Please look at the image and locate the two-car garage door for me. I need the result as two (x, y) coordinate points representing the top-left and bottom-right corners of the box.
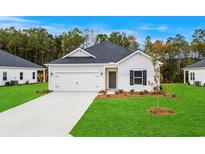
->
(54, 72), (99, 91)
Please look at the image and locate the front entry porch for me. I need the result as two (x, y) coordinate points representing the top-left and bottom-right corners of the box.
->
(105, 68), (117, 90)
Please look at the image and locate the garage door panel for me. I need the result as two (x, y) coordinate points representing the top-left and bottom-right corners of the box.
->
(55, 72), (99, 91)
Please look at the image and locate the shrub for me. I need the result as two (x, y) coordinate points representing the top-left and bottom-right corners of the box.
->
(139, 91), (144, 95)
(153, 86), (160, 93)
(160, 85), (163, 90)
(172, 94), (176, 98)
(118, 89), (124, 93)
(106, 94), (111, 97)
(130, 89), (135, 94)
(115, 91), (119, 95)
(152, 91), (159, 95)
(5, 81), (11, 86)
(99, 90), (107, 95)
(143, 90), (149, 94)
(160, 73), (164, 83)
(203, 84), (205, 88)
(158, 91), (163, 94)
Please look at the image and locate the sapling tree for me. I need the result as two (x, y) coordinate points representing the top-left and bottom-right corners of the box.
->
(151, 52), (161, 109)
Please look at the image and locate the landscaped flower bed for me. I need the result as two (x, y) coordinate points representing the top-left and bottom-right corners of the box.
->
(97, 90), (176, 99)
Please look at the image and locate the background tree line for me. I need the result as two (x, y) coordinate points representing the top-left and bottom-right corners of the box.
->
(0, 26), (205, 83)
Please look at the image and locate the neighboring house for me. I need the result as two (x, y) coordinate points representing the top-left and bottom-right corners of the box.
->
(46, 41), (162, 92)
(183, 59), (205, 86)
(0, 49), (46, 86)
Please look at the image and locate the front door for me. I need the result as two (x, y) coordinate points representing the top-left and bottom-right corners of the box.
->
(185, 71), (189, 83)
(109, 71), (116, 89)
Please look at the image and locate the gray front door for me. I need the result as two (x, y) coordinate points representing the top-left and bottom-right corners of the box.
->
(109, 72), (116, 89)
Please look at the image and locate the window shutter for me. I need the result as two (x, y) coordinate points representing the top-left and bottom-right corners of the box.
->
(143, 70), (147, 85)
(130, 70), (134, 85)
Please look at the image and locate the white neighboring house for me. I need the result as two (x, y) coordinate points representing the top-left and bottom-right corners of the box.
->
(46, 41), (162, 92)
(183, 59), (205, 86)
(0, 49), (46, 86)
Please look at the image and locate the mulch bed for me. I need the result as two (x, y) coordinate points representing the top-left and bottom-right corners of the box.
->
(36, 90), (51, 94)
(148, 107), (175, 116)
(97, 91), (175, 99)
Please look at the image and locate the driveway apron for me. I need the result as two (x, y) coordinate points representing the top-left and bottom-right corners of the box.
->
(0, 92), (97, 137)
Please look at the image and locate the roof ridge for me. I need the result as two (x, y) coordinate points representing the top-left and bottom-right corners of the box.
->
(84, 41), (133, 53)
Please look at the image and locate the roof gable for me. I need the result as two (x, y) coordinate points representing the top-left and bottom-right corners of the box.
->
(63, 48), (96, 58)
(0, 49), (44, 68)
(116, 50), (163, 65)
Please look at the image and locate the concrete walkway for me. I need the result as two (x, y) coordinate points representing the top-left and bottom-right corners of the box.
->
(0, 92), (97, 137)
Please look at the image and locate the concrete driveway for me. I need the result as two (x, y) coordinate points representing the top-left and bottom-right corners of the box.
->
(0, 92), (97, 137)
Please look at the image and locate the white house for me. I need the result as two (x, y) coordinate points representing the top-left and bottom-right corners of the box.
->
(183, 59), (205, 86)
(46, 41), (162, 92)
(0, 49), (46, 86)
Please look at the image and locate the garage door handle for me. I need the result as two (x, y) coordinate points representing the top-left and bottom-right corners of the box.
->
(76, 81), (78, 85)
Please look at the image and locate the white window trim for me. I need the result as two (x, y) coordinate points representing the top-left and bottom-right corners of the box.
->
(133, 70), (143, 85)
(3, 72), (7, 81)
(190, 72), (195, 81)
(20, 72), (23, 80)
(32, 72), (36, 79)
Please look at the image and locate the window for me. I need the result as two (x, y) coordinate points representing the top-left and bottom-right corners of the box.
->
(32, 72), (35, 79)
(190, 72), (195, 81)
(130, 70), (147, 86)
(193, 73), (195, 80)
(20, 72), (23, 80)
(134, 71), (143, 84)
(3, 72), (7, 81)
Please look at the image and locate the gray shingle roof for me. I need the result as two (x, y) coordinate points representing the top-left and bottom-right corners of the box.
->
(48, 41), (134, 64)
(185, 59), (205, 68)
(0, 49), (44, 68)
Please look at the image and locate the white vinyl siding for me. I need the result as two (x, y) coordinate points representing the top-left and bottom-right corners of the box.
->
(118, 52), (159, 92)
(48, 52), (160, 92)
(185, 69), (205, 85)
(0, 68), (38, 86)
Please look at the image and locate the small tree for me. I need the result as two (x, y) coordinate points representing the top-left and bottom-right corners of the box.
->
(151, 52), (161, 109)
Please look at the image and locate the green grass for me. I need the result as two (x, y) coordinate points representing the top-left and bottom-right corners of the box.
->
(0, 83), (48, 112)
(70, 84), (205, 137)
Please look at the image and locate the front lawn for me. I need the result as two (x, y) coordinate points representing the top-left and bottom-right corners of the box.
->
(0, 83), (48, 112)
(70, 84), (205, 137)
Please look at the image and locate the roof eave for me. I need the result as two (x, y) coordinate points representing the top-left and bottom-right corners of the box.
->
(182, 67), (205, 70)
